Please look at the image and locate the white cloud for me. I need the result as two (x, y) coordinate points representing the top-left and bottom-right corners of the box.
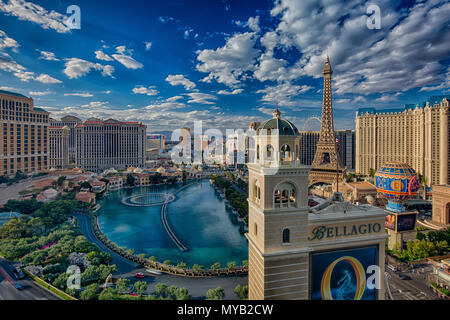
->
(165, 74), (196, 90)
(94, 50), (113, 61)
(132, 86), (159, 96)
(63, 58), (115, 79)
(35, 73), (62, 83)
(183, 28), (194, 40)
(144, 101), (186, 111)
(29, 90), (51, 96)
(267, 0), (450, 94)
(64, 92), (93, 97)
(257, 82), (313, 107)
(37, 50), (59, 61)
(196, 32), (260, 87)
(144, 41), (152, 51)
(0, 0), (70, 33)
(186, 92), (217, 105)
(258, 107), (275, 115)
(0, 86), (17, 91)
(217, 88), (243, 95)
(0, 30), (19, 51)
(375, 94), (400, 103)
(166, 95), (184, 102)
(158, 16), (174, 23)
(111, 45), (143, 69)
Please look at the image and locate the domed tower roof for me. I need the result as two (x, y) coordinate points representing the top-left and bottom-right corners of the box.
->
(257, 108), (299, 136)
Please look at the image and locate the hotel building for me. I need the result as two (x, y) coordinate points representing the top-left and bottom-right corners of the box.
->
(74, 118), (146, 172)
(50, 115), (82, 163)
(0, 90), (49, 175)
(49, 126), (70, 170)
(355, 95), (450, 186)
(299, 130), (355, 170)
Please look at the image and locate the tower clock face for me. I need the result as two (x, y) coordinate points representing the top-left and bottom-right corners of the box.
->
(310, 246), (378, 300)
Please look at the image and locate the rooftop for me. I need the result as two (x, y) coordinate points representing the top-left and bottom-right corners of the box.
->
(0, 89), (29, 98)
(257, 108), (299, 136)
(357, 95), (450, 116)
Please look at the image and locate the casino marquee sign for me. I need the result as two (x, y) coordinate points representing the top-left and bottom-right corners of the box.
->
(308, 222), (383, 241)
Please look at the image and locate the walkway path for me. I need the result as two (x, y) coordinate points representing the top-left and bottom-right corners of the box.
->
(159, 181), (199, 252)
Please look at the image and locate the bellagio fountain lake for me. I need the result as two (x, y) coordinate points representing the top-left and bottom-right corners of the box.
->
(97, 180), (248, 267)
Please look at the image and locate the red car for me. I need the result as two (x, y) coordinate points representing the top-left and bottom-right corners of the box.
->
(134, 272), (145, 279)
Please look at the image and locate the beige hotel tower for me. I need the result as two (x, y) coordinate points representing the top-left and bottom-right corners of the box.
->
(247, 58), (387, 300)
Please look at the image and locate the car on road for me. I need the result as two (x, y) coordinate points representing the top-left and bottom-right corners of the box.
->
(399, 274), (412, 280)
(13, 267), (25, 280)
(134, 272), (145, 279)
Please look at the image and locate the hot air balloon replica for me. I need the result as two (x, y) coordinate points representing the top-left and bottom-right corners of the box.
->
(374, 162), (421, 251)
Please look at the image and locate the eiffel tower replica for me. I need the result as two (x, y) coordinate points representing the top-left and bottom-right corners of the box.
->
(309, 56), (346, 187)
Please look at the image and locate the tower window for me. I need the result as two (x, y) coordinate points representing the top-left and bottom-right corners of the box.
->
(280, 144), (291, 162)
(254, 223), (258, 236)
(282, 228), (290, 244)
(266, 144), (274, 160)
(273, 182), (297, 208)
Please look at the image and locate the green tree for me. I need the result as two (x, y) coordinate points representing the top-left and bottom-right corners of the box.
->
(227, 261), (236, 269)
(175, 287), (191, 300)
(115, 278), (131, 293)
(80, 181), (92, 189)
(99, 288), (119, 300)
(242, 260), (248, 268)
(80, 283), (100, 300)
(210, 262), (221, 270)
(57, 176), (66, 186)
(126, 174), (136, 186)
(137, 253), (147, 260)
(176, 261), (187, 269)
(134, 281), (148, 296)
(163, 260), (171, 265)
(234, 284), (248, 300)
(155, 283), (168, 297)
(206, 287), (225, 300)
(192, 264), (203, 271)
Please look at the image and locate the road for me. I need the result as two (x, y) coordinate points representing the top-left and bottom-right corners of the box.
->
(0, 257), (59, 300)
(386, 268), (439, 300)
(75, 214), (248, 299)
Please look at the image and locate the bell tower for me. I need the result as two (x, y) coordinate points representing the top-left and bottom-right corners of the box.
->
(246, 109), (311, 300)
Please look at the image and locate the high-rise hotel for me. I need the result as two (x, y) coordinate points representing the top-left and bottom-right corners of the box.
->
(0, 89), (49, 176)
(49, 125), (70, 170)
(74, 118), (146, 172)
(355, 95), (449, 186)
(50, 115), (82, 163)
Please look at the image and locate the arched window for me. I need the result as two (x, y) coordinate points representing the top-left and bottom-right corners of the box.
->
(253, 180), (261, 203)
(254, 223), (258, 236)
(266, 144), (274, 160)
(296, 144), (299, 160)
(273, 182), (297, 208)
(282, 228), (290, 244)
(256, 144), (260, 160)
(280, 144), (291, 162)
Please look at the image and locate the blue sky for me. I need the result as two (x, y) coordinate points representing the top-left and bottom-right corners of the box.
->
(0, 0), (448, 132)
